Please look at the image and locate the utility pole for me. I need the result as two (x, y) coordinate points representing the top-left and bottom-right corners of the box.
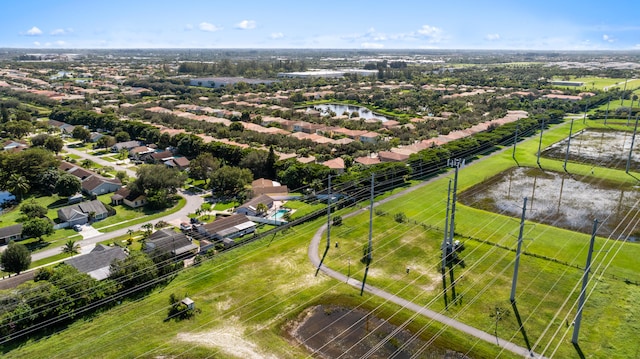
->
(441, 179), (452, 309)
(315, 175), (331, 276)
(621, 78), (628, 106)
(510, 197), (528, 304)
(563, 119), (574, 173)
(512, 123), (519, 164)
(536, 120), (545, 168)
(448, 159), (463, 303)
(360, 173), (374, 296)
(572, 219), (598, 346)
(583, 101), (589, 124)
(626, 114), (639, 174)
(604, 96), (611, 125)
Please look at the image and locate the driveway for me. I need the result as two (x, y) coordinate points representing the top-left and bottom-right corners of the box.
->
(78, 224), (103, 239)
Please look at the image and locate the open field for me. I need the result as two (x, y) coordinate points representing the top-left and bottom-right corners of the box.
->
(550, 76), (634, 91)
(4, 118), (640, 358)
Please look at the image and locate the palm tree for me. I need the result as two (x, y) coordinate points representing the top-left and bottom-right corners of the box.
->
(256, 203), (268, 216)
(6, 174), (30, 201)
(62, 240), (81, 255)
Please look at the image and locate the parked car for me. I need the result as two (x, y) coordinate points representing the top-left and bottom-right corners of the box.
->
(180, 222), (193, 231)
(73, 224), (83, 231)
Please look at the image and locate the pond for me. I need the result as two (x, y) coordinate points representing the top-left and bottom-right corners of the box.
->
(543, 129), (640, 170)
(459, 167), (640, 240)
(288, 305), (471, 358)
(308, 103), (391, 122)
(0, 191), (16, 207)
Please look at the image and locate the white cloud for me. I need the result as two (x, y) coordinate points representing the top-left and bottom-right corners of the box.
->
(485, 33), (500, 41)
(235, 20), (256, 30)
(361, 42), (384, 49)
(184, 24), (194, 31)
(25, 26), (42, 36)
(49, 29), (67, 36)
(33, 41), (41, 46)
(55, 40), (66, 46)
(417, 25), (442, 36)
(602, 34), (614, 42)
(270, 32), (284, 39)
(199, 22), (222, 32)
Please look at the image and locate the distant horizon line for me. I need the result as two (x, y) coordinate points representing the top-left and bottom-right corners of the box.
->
(2, 47), (640, 53)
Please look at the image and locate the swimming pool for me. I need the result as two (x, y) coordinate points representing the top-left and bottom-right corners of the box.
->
(269, 209), (289, 219)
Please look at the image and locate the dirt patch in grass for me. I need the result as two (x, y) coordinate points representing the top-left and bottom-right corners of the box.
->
(176, 324), (278, 359)
(288, 305), (472, 359)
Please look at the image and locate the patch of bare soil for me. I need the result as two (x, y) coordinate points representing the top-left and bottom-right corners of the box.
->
(288, 305), (472, 359)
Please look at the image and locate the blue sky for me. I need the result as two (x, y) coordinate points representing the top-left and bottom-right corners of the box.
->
(2, 0), (640, 50)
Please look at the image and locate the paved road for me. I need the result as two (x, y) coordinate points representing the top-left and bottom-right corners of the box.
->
(29, 144), (205, 261)
(63, 143), (137, 178)
(308, 164), (546, 358)
(32, 189), (204, 261)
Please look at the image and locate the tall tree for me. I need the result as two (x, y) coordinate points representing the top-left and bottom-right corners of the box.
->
(109, 251), (158, 289)
(72, 126), (91, 142)
(209, 165), (253, 196)
(55, 173), (82, 197)
(6, 173), (30, 201)
(44, 136), (64, 154)
(20, 200), (48, 219)
(0, 241), (31, 275)
(189, 153), (219, 183)
(22, 217), (54, 242)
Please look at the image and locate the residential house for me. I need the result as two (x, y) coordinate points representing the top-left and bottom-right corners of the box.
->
(378, 151), (409, 162)
(235, 194), (274, 217)
(48, 120), (75, 134)
(2, 140), (28, 152)
(111, 140), (143, 152)
(60, 162), (122, 196)
(354, 155), (381, 166)
(128, 145), (155, 159)
(65, 244), (127, 280)
(88, 132), (104, 143)
(110, 187), (147, 208)
(144, 150), (173, 164)
(0, 224), (23, 245)
(81, 175), (122, 196)
(143, 228), (198, 259)
(251, 178), (289, 198)
(197, 214), (256, 241)
(57, 199), (109, 226)
(322, 157), (345, 174)
(165, 157), (190, 170)
(359, 131), (380, 144)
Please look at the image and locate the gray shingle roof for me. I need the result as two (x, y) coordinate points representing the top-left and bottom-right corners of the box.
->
(65, 245), (127, 280)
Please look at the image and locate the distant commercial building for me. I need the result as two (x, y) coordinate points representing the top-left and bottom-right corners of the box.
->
(549, 81), (585, 87)
(277, 69), (378, 78)
(189, 77), (275, 88)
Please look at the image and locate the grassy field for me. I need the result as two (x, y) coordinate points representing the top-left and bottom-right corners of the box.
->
(4, 118), (640, 358)
(550, 76), (634, 91)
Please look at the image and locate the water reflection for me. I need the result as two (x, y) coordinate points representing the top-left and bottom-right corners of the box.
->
(309, 104), (390, 122)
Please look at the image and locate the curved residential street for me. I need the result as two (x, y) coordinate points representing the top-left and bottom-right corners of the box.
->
(29, 144), (205, 261)
(308, 164), (545, 358)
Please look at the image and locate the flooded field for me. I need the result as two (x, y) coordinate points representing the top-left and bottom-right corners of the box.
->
(459, 167), (640, 239)
(543, 129), (640, 170)
(289, 305), (471, 359)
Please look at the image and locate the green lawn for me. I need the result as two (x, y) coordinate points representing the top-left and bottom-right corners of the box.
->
(4, 118), (640, 358)
(551, 76), (634, 91)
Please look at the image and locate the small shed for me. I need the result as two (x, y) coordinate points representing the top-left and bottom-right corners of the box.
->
(181, 297), (195, 310)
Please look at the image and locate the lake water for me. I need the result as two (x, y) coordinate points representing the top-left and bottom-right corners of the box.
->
(308, 104), (390, 122)
(0, 191), (16, 206)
